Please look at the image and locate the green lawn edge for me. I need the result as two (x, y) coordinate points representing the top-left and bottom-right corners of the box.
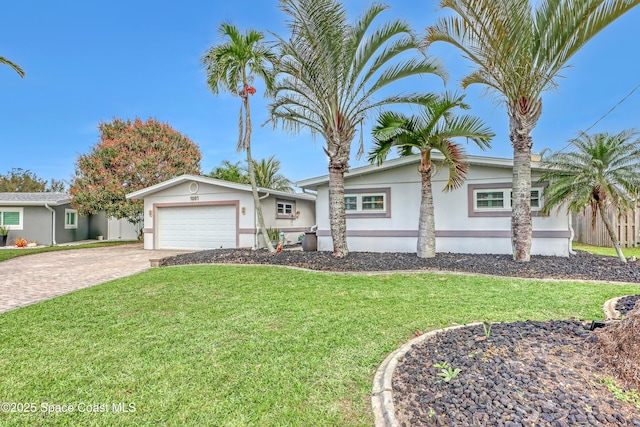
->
(1, 264), (638, 426)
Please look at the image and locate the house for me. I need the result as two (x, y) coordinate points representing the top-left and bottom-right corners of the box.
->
(296, 154), (572, 256)
(0, 192), (138, 246)
(126, 175), (316, 250)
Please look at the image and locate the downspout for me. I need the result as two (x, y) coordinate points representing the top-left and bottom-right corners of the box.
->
(44, 203), (57, 245)
(254, 191), (270, 250)
(568, 212), (576, 255)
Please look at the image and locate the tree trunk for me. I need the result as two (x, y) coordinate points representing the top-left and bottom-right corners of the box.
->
(511, 139), (532, 262)
(328, 158), (348, 257)
(598, 201), (627, 264)
(243, 93), (274, 252)
(417, 152), (435, 258)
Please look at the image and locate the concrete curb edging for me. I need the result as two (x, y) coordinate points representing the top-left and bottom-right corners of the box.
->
(371, 323), (481, 427)
(603, 296), (624, 320)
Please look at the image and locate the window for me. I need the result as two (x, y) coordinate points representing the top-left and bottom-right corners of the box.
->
(343, 188), (390, 217)
(276, 200), (296, 218)
(344, 196), (357, 211)
(65, 209), (78, 229)
(0, 208), (23, 230)
(474, 188), (543, 211)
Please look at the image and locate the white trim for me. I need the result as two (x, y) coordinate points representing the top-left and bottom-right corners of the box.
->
(0, 207), (24, 230)
(473, 187), (543, 212)
(345, 193), (386, 213)
(64, 209), (78, 229)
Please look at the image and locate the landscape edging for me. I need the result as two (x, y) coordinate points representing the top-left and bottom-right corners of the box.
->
(371, 322), (481, 427)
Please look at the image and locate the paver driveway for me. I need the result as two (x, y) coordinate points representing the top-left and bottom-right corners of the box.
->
(0, 244), (186, 314)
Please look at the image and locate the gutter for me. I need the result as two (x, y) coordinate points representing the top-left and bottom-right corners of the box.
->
(44, 203), (57, 245)
(255, 191), (270, 250)
(568, 213), (576, 255)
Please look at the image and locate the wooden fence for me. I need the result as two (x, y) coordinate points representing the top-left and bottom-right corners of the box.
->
(572, 205), (639, 248)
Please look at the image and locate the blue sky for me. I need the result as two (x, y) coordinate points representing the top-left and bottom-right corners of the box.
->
(1, 1), (639, 188)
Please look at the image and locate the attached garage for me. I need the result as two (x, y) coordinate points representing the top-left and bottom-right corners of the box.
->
(156, 204), (237, 250)
(126, 175), (316, 251)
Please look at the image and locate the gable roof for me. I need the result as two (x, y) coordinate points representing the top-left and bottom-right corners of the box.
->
(0, 192), (71, 206)
(126, 174), (316, 201)
(296, 153), (544, 190)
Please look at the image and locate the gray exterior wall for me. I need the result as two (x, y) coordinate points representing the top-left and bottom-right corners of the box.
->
(3, 203), (90, 245)
(54, 204), (90, 244)
(89, 211), (108, 239)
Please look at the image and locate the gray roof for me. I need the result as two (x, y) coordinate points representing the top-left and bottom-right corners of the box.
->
(0, 192), (71, 206)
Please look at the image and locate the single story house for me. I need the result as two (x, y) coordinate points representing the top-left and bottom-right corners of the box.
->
(296, 154), (572, 257)
(126, 175), (316, 250)
(0, 192), (138, 246)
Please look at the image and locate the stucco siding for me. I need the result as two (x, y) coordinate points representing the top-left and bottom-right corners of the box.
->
(314, 160), (570, 256)
(138, 180), (316, 249)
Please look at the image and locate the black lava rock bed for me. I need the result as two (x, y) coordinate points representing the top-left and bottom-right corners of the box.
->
(164, 248), (640, 425)
(164, 248), (640, 283)
(394, 321), (640, 426)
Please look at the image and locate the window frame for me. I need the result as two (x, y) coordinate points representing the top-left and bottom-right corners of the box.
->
(65, 209), (78, 229)
(0, 208), (24, 230)
(468, 183), (546, 217)
(344, 188), (391, 218)
(275, 199), (296, 219)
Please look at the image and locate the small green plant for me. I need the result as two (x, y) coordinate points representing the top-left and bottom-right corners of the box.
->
(0, 224), (8, 236)
(433, 361), (461, 383)
(483, 322), (492, 339)
(265, 227), (280, 241)
(428, 407), (436, 418)
(602, 377), (640, 410)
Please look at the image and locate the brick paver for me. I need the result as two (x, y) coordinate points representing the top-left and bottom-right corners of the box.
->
(0, 244), (185, 314)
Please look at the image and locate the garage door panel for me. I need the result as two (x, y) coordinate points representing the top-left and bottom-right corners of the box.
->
(156, 205), (237, 250)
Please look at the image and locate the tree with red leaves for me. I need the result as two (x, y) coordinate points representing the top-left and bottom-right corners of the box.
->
(70, 117), (201, 230)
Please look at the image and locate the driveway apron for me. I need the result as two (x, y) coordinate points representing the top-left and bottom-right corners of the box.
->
(0, 244), (182, 314)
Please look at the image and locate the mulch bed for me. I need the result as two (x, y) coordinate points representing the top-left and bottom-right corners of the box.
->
(163, 248), (640, 426)
(164, 248), (640, 283)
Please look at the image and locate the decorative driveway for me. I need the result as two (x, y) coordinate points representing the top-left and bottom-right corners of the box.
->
(0, 244), (186, 314)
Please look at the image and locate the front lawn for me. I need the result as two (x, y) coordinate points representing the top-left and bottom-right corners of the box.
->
(0, 265), (638, 426)
(0, 240), (137, 262)
(573, 242), (640, 258)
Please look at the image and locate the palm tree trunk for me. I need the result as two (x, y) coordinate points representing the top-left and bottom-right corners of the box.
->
(597, 201), (627, 264)
(509, 109), (536, 262)
(417, 157), (436, 258)
(243, 94), (274, 252)
(328, 158), (348, 257)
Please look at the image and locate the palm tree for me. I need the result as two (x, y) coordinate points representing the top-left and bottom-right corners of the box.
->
(1, 56), (25, 77)
(208, 160), (250, 184)
(202, 23), (277, 251)
(426, 0), (640, 262)
(369, 93), (494, 258)
(252, 156), (294, 193)
(541, 130), (640, 264)
(270, 0), (447, 257)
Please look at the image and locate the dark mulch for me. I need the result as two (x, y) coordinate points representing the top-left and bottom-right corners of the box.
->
(164, 248), (640, 283)
(617, 295), (640, 317)
(394, 321), (640, 426)
(163, 248), (640, 426)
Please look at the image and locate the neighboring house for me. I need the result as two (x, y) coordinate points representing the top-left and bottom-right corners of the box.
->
(296, 154), (572, 256)
(126, 175), (316, 250)
(0, 192), (138, 245)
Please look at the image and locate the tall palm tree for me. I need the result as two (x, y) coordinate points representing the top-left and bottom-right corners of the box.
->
(369, 93), (494, 258)
(1, 56), (25, 77)
(541, 130), (640, 264)
(270, 0), (447, 257)
(426, 0), (640, 262)
(202, 23), (277, 251)
(252, 156), (294, 193)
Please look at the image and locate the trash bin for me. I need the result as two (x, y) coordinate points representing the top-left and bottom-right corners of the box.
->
(302, 231), (317, 252)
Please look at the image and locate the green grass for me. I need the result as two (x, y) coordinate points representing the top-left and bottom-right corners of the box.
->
(0, 265), (638, 426)
(0, 240), (137, 262)
(573, 242), (640, 258)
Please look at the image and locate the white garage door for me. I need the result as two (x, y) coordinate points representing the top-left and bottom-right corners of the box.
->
(156, 205), (237, 250)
